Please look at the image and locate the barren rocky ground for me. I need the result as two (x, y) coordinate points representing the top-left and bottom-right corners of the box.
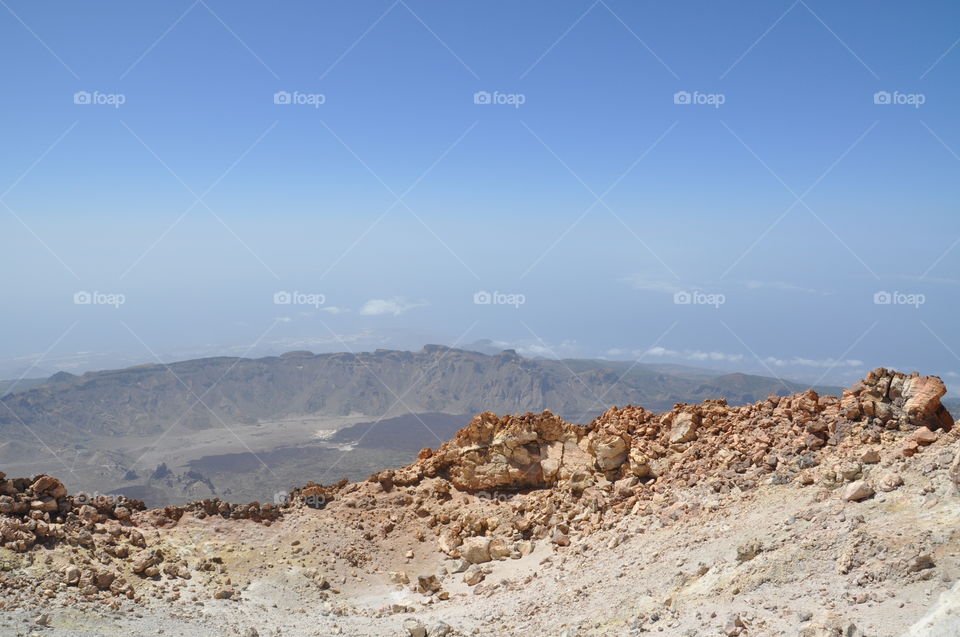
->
(1, 368), (958, 636)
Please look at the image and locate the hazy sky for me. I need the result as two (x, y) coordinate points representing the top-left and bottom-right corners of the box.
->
(1, 1), (959, 388)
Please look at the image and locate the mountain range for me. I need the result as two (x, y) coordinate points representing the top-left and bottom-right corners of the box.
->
(0, 345), (845, 504)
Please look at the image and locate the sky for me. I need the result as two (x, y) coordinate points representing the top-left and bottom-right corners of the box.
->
(1, 0), (959, 389)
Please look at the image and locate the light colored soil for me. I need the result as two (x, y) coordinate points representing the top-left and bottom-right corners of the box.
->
(4, 446), (958, 637)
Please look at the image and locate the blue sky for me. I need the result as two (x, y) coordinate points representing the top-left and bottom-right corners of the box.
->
(1, 0), (959, 388)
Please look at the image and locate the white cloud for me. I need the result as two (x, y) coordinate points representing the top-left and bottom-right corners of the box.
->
(622, 275), (684, 294)
(624, 275), (830, 298)
(265, 329), (386, 351)
(641, 346), (861, 369)
(761, 356), (863, 369)
(474, 338), (580, 359)
(644, 346), (743, 363)
(894, 274), (960, 286)
(321, 306), (349, 314)
(359, 298), (428, 317)
(744, 280), (828, 295)
(517, 340), (579, 359)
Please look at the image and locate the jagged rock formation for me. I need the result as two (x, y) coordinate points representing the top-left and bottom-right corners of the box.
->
(379, 368), (951, 496)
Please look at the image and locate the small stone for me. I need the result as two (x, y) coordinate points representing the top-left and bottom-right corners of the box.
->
(736, 540), (763, 563)
(62, 566), (80, 585)
(843, 480), (874, 502)
(416, 574), (441, 594)
(403, 619), (427, 637)
(213, 587), (236, 600)
(488, 538), (511, 560)
(551, 530), (570, 547)
(877, 472), (903, 492)
(724, 612), (745, 635)
(908, 553), (935, 572)
(669, 413), (700, 444)
(431, 621), (452, 636)
(463, 570), (485, 586)
(913, 427), (938, 445)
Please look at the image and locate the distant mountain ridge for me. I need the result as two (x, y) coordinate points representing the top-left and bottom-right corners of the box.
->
(0, 345), (839, 444)
(0, 377), (47, 397)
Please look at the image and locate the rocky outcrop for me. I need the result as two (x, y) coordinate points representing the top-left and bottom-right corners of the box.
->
(841, 368), (952, 431)
(0, 474), (145, 552)
(375, 369), (953, 496)
(0, 473), (282, 555)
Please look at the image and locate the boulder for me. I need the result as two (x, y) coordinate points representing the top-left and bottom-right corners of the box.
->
(29, 475), (67, 499)
(460, 537), (492, 564)
(131, 549), (162, 574)
(669, 412), (700, 444)
(591, 434), (628, 471)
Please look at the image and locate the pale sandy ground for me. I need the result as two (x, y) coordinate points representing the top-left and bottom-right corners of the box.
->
(3, 443), (959, 637)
